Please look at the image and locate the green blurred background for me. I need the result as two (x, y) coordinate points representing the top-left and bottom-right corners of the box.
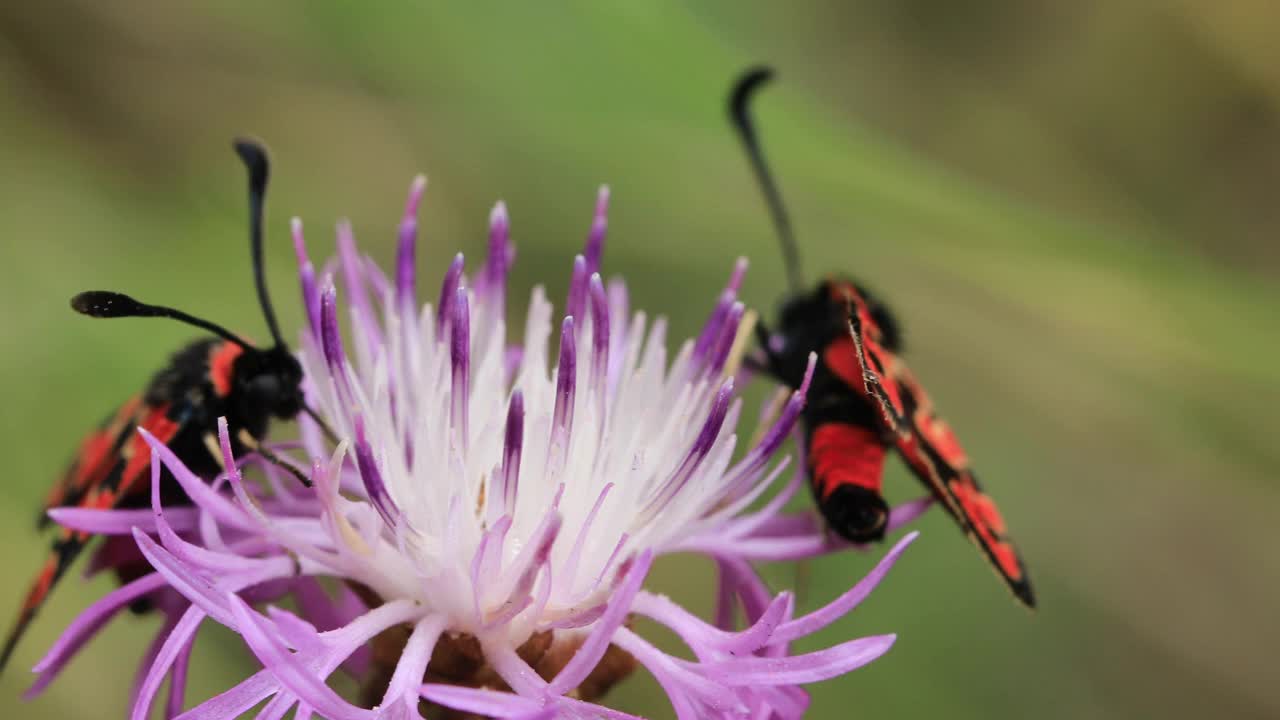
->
(2, 2), (1278, 718)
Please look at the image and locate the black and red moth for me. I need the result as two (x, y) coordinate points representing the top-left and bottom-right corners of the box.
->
(0, 140), (320, 670)
(729, 67), (1035, 608)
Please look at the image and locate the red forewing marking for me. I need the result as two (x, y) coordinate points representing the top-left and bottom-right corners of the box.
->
(808, 423), (887, 500)
(841, 299), (907, 431)
(950, 477), (1022, 581)
(42, 396), (146, 524)
(116, 405), (179, 497)
(209, 341), (245, 397)
(822, 336), (863, 390)
(897, 366), (970, 470)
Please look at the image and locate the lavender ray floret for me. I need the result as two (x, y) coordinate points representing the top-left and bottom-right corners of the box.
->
(702, 633), (897, 686)
(499, 391), (524, 515)
(354, 416), (399, 527)
(129, 607), (204, 720)
(291, 218), (322, 339)
(336, 220), (383, 351)
(319, 280), (346, 373)
(691, 290), (733, 362)
(47, 506), (197, 535)
(165, 630), (195, 718)
(379, 614), (448, 710)
(547, 549), (653, 695)
(481, 201), (512, 307)
(226, 594), (373, 720)
(436, 253), (465, 336)
(552, 316), (577, 436)
(394, 175), (427, 311)
(583, 185), (610, 275)
(451, 286), (471, 442)
(707, 301), (746, 375)
(564, 254), (588, 322)
(587, 273), (610, 392)
(639, 379), (734, 522)
(25, 573), (167, 696)
(771, 532), (918, 644)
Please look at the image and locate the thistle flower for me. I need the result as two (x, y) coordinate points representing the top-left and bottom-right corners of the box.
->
(30, 179), (927, 719)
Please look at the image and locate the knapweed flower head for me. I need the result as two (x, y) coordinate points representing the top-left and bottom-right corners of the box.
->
(31, 177), (928, 719)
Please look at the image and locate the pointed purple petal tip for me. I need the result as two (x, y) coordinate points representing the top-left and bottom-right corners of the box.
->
(404, 174), (427, 218)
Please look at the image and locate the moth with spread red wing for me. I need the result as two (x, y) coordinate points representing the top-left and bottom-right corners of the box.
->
(0, 140), (328, 672)
(730, 67), (1035, 608)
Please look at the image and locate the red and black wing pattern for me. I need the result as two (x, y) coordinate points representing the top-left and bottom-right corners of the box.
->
(1, 397), (181, 670)
(841, 286), (1035, 608)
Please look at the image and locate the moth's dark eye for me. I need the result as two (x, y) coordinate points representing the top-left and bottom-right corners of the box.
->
(248, 373), (282, 401)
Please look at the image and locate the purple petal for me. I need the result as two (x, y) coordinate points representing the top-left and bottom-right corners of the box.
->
(292, 578), (370, 676)
(583, 185), (609, 275)
(587, 273), (609, 397)
(559, 482), (614, 592)
(173, 669), (279, 720)
(25, 573), (167, 694)
(725, 355), (815, 491)
(336, 219), (383, 351)
(436, 253), (464, 336)
(640, 379), (733, 521)
(633, 589), (791, 658)
(130, 531), (236, 627)
(703, 634), (897, 685)
(48, 507), (197, 535)
(772, 532), (917, 644)
(130, 607), (205, 720)
(166, 621), (197, 718)
(354, 416), (399, 527)
(451, 286), (470, 441)
(420, 685), (538, 718)
(381, 615), (448, 707)
(552, 316), (576, 436)
(396, 178), (426, 311)
(692, 290), (734, 363)
(564, 254), (588, 322)
(726, 257), (748, 293)
(495, 507), (561, 612)
(548, 550), (653, 695)
(291, 218), (321, 339)
(481, 201), (513, 309)
(886, 496), (935, 532)
(498, 391), (524, 516)
(707, 301), (745, 375)
(320, 280), (347, 374)
(226, 594), (373, 720)
(135, 428), (249, 532)
(716, 556), (772, 624)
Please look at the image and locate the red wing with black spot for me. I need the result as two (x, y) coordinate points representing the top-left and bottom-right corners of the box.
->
(844, 290), (1035, 608)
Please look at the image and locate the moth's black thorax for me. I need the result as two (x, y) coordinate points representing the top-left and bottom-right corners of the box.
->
(767, 279), (902, 388)
(140, 338), (303, 475)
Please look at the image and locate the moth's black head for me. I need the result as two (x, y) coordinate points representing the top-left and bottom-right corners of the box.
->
(819, 483), (889, 543)
(233, 346), (304, 422)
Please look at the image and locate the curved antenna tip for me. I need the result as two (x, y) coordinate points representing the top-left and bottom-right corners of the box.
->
(232, 138), (269, 168)
(730, 66), (775, 112)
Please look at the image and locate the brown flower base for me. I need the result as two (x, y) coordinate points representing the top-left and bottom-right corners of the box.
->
(353, 584), (637, 717)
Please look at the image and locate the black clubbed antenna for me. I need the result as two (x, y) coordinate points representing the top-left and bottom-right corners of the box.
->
(72, 291), (254, 348)
(233, 138), (286, 349)
(728, 66), (803, 293)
